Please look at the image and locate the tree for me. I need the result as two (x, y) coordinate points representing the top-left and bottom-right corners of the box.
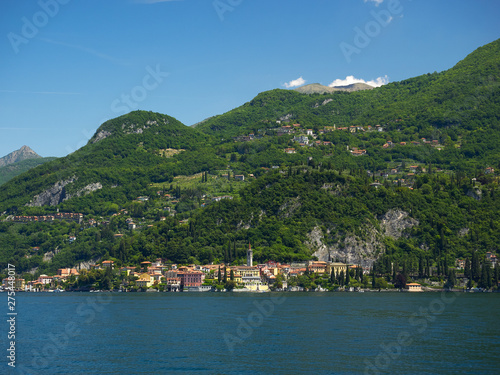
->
(217, 266), (221, 283)
(345, 267), (350, 286)
(495, 263), (500, 287)
(230, 269), (234, 281)
(338, 270), (344, 287)
(479, 263), (492, 289)
(472, 251), (480, 282)
(444, 269), (456, 290)
(375, 277), (388, 290)
(467, 274), (473, 289)
(330, 269), (336, 285)
(224, 280), (236, 291)
(394, 273), (407, 289)
(371, 265), (376, 288)
(402, 261), (408, 280)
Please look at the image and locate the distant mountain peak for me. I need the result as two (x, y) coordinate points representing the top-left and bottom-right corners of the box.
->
(293, 82), (374, 94)
(0, 145), (41, 168)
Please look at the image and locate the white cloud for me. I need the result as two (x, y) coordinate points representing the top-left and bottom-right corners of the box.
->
(328, 75), (389, 88)
(364, 0), (384, 6)
(283, 77), (306, 88)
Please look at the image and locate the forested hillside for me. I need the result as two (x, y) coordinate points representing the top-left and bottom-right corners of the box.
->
(0, 39), (499, 281)
(0, 157), (56, 186)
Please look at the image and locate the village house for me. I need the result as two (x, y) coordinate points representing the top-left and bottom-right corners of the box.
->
(308, 261), (327, 274)
(2, 278), (25, 290)
(38, 274), (53, 285)
(136, 273), (154, 288)
(177, 271), (205, 288)
(293, 135), (309, 145)
(350, 149), (367, 156)
(455, 259), (466, 269)
(102, 260), (114, 269)
(57, 268), (79, 279)
(406, 283), (423, 292)
(327, 262), (348, 277)
(486, 252), (497, 266)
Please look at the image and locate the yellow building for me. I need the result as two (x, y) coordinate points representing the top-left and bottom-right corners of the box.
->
(308, 261), (327, 274)
(2, 278), (25, 290)
(136, 273), (153, 288)
(327, 262), (348, 277)
(234, 266), (267, 291)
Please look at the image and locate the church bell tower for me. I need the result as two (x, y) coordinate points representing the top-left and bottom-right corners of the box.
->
(247, 242), (253, 267)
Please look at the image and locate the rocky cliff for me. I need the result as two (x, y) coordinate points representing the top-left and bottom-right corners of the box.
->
(26, 178), (103, 207)
(308, 209), (419, 266)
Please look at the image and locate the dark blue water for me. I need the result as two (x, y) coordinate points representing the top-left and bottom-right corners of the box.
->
(2, 292), (499, 374)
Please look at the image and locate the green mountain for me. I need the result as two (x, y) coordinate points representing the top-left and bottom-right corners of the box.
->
(0, 145), (56, 186)
(1, 39), (500, 281)
(0, 157), (57, 186)
(0, 111), (222, 213)
(196, 39), (500, 147)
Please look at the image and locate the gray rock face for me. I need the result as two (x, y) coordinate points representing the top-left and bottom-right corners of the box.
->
(279, 113), (293, 122)
(308, 225), (383, 268)
(91, 130), (112, 144)
(378, 209), (419, 239)
(66, 183), (103, 200)
(27, 180), (103, 207)
(26, 178), (76, 207)
(278, 197), (301, 218)
(307, 209), (419, 266)
(466, 189), (482, 201)
(0, 145), (41, 167)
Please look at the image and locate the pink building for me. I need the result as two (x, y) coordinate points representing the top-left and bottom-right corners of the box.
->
(178, 272), (205, 288)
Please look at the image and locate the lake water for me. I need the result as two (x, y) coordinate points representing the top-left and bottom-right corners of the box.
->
(3, 292), (499, 374)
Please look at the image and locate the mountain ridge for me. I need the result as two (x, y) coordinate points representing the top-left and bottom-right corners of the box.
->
(293, 82), (374, 94)
(0, 145), (41, 168)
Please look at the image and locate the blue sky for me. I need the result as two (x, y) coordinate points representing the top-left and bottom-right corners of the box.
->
(0, 0), (499, 157)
